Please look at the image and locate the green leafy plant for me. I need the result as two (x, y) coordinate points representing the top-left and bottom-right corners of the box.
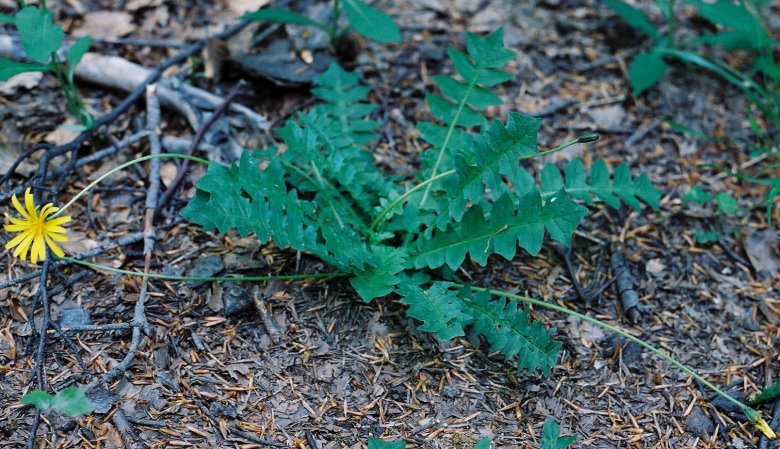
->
(243, 0), (401, 48)
(0, 2), (93, 128)
(181, 29), (661, 377)
(32, 26), (771, 439)
(39, 144), (772, 438)
(20, 386), (94, 417)
(605, 0), (772, 95)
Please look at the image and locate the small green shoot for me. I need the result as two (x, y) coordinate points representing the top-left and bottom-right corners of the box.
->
(541, 417), (576, 449)
(694, 229), (721, 244)
(0, 4), (93, 128)
(243, 0), (401, 49)
(21, 387), (94, 417)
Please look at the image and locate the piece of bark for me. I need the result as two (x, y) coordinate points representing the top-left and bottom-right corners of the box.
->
(610, 243), (641, 323)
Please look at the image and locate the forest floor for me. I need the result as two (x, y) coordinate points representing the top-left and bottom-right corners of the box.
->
(0, 0), (779, 448)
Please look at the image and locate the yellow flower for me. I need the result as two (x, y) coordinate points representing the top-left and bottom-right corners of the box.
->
(745, 408), (777, 439)
(4, 188), (71, 263)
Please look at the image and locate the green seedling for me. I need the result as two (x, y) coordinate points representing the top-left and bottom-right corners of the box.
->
(0, 2), (93, 128)
(243, 0), (401, 49)
(21, 386), (94, 417)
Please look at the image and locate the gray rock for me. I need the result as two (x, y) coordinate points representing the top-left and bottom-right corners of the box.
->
(685, 406), (714, 438)
(188, 256), (224, 287)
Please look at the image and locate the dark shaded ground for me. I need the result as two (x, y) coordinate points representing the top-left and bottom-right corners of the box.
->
(1, 0), (779, 448)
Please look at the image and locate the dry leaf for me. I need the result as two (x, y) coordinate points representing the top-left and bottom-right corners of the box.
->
(160, 161), (178, 187)
(0, 146), (36, 176)
(61, 230), (99, 255)
(744, 230), (780, 280)
(44, 123), (81, 146)
(226, 0), (270, 15)
(125, 0), (162, 11)
(74, 11), (135, 39)
(0, 71), (43, 95)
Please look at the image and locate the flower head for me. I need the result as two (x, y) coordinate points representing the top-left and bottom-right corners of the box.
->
(4, 188), (71, 264)
(745, 408), (777, 439)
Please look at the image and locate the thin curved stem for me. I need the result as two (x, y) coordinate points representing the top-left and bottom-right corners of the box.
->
(62, 257), (348, 282)
(53, 153), (210, 217)
(370, 169), (456, 233)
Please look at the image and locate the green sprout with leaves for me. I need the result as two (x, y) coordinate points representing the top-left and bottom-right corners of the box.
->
(0, 1), (93, 129)
(20, 386), (94, 417)
(243, 0), (402, 49)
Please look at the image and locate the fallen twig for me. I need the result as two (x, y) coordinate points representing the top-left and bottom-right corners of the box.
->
(156, 81), (245, 215)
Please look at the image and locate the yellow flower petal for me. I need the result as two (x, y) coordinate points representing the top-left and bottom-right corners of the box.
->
(8, 216), (31, 226)
(39, 204), (58, 220)
(12, 231), (35, 260)
(24, 188), (36, 219)
(745, 408), (776, 439)
(30, 234), (46, 264)
(11, 193), (29, 219)
(45, 216), (72, 226)
(4, 223), (31, 232)
(6, 229), (33, 249)
(42, 225), (68, 235)
(43, 231), (68, 242)
(44, 235), (65, 258)
(755, 417), (776, 439)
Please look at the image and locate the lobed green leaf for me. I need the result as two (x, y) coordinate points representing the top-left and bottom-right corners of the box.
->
(540, 158), (661, 211)
(435, 112), (542, 229)
(465, 290), (561, 375)
(414, 192), (587, 270)
(397, 281), (470, 340)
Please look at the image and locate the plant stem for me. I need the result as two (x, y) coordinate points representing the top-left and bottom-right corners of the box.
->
(419, 78), (477, 207)
(459, 284), (757, 416)
(330, 0), (342, 44)
(63, 257), (348, 282)
(370, 169), (456, 233)
(667, 0), (677, 48)
(52, 153), (210, 217)
(50, 53), (91, 127)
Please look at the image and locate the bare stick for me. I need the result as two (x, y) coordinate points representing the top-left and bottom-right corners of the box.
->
(156, 81), (245, 214)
